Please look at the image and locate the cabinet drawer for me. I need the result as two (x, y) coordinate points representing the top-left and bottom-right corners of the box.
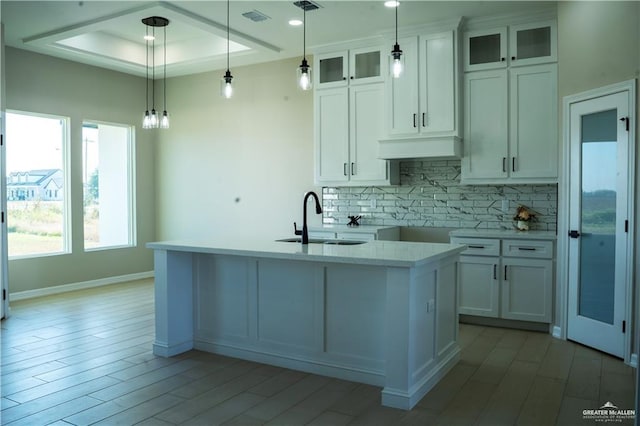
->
(450, 237), (500, 256)
(502, 239), (553, 259)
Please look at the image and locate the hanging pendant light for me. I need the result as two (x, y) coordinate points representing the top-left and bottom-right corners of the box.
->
(389, 1), (403, 78)
(160, 23), (170, 128)
(141, 16), (170, 129)
(221, 0), (234, 99)
(296, 1), (312, 90)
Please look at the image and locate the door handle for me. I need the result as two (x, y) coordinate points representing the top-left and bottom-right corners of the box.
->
(568, 230), (581, 238)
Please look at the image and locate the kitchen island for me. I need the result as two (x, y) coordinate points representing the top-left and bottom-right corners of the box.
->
(147, 238), (465, 409)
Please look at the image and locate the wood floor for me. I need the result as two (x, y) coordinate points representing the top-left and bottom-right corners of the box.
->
(1, 279), (636, 425)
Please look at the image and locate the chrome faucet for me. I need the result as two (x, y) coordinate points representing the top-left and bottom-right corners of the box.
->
(294, 191), (322, 245)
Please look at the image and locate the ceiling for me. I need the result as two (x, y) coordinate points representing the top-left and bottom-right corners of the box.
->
(1, 1), (555, 78)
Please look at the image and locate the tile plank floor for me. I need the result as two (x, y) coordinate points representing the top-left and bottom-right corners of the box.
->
(1, 279), (636, 425)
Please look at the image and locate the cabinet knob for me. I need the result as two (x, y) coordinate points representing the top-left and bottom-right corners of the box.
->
(342, 77), (346, 80)
(501, 57), (506, 62)
(511, 56), (516, 61)
(350, 76), (354, 80)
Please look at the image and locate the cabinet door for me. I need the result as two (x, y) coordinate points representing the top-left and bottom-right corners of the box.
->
(387, 36), (419, 136)
(349, 46), (383, 85)
(464, 27), (507, 72)
(509, 64), (558, 180)
(419, 31), (456, 133)
(508, 20), (557, 67)
(462, 69), (508, 180)
(501, 258), (553, 322)
(349, 84), (388, 183)
(316, 51), (348, 89)
(315, 88), (349, 183)
(458, 255), (500, 318)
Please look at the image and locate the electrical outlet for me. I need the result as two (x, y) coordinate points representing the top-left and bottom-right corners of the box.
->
(501, 199), (509, 213)
(426, 299), (435, 313)
(370, 198), (377, 208)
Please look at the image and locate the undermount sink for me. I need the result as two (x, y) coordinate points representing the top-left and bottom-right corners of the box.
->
(276, 238), (366, 245)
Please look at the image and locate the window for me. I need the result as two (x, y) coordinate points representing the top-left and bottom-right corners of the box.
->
(6, 111), (69, 258)
(82, 121), (135, 250)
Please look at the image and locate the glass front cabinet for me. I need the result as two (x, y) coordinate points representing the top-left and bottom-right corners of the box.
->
(464, 20), (556, 71)
(315, 46), (383, 89)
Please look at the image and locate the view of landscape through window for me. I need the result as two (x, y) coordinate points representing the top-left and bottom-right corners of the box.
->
(6, 112), (67, 257)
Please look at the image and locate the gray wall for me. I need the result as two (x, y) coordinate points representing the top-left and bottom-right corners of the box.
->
(5, 47), (156, 293)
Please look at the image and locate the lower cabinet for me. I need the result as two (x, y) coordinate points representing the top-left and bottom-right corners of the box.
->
(452, 235), (554, 323)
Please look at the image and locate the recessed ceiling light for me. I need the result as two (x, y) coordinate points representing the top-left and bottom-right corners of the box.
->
(289, 19), (303, 26)
(384, 1), (400, 7)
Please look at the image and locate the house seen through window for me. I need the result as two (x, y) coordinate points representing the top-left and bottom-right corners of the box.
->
(6, 111), (69, 257)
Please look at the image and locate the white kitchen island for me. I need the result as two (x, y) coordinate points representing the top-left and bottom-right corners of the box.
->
(147, 238), (465, 410)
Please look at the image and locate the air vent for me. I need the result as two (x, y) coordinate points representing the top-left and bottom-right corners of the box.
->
(294, 1), (321, 12)
(242, 10), (271, 22)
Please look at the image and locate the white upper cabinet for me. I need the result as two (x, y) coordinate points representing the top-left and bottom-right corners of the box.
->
(464, 20), (556, 71)
(464, 27), (507, 72)
(508, 20), (557, 67)
(314, 41), (396, 186)
(462, 18), (558, 184)
(387, 31), (456, 136)
(315, 46), (383, 89)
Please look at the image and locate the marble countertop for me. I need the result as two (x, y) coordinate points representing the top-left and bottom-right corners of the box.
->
(449, 229), (558, 240)
(147, 238), (465, 268)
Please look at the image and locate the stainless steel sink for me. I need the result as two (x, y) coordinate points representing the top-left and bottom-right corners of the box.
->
(276, 238), (366, 245)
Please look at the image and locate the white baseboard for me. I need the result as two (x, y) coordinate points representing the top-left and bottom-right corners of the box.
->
(552, 326), (562, 339)
(9, 271), (154, 301)
(630, 353), (638, 368)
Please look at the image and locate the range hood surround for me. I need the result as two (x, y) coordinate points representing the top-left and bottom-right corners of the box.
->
(378, 135), (462, 160)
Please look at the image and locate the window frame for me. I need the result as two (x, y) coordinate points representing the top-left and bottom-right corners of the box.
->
(81, 119), (137, 252)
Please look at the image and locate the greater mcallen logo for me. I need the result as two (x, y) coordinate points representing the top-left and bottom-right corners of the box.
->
(582, 401), (636, 422)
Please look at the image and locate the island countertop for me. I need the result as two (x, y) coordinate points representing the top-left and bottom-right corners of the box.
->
(147, 238), (465, 268)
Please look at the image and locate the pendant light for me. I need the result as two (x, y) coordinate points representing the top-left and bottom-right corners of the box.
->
(160, 23), (170, 128)
(390, 1), (403, 78)
(221, 0), (233, 99)
(296, 1), (312, 91)
(141, 16), (170, 129)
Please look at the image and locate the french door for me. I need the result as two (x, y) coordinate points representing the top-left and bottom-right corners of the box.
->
(567, 88), (633, 358)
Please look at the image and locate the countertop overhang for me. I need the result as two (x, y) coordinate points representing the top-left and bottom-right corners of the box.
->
(147, 238), (465, 268)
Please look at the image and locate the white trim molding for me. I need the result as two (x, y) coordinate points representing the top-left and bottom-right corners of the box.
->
(9, 271), (154, 301)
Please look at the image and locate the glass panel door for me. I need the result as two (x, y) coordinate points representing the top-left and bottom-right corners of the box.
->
(578, 109), (617, 324)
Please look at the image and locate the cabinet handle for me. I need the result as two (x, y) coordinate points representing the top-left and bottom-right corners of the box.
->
(502, 157), (507, 173)
(512, 56), (516, 61)
(342, 77), (346, 80)
(468, 245), (485, 249)
(413, 113), (417, 128)
(350, 76), (354, 80)
(343, 163), (348, 176)
(518, 247), (537, 251)
(512, 157), (516, 172)
(504, 265), (508, 281)
(493, 264), (497, 280)
(422, 113), (426, 127)
(351, 162), (356, 175)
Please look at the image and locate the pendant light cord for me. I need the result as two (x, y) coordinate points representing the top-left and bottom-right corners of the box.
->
(145, 26), (149, 111)
(152, 26), (155, 111)
(395, 3), (398, 44)
(163, 25), (167, 111)
(226, 0), (230, 71)
(303, 4), (306, 59)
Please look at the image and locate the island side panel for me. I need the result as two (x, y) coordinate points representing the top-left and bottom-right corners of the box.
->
(153, 249), (194, 357)
(382, 256), (460, 410)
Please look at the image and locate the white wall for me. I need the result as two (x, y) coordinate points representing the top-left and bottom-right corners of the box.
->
(155, 57), (320, 242)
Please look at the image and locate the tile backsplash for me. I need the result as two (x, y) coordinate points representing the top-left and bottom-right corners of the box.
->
(322, 160), (557, 231)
